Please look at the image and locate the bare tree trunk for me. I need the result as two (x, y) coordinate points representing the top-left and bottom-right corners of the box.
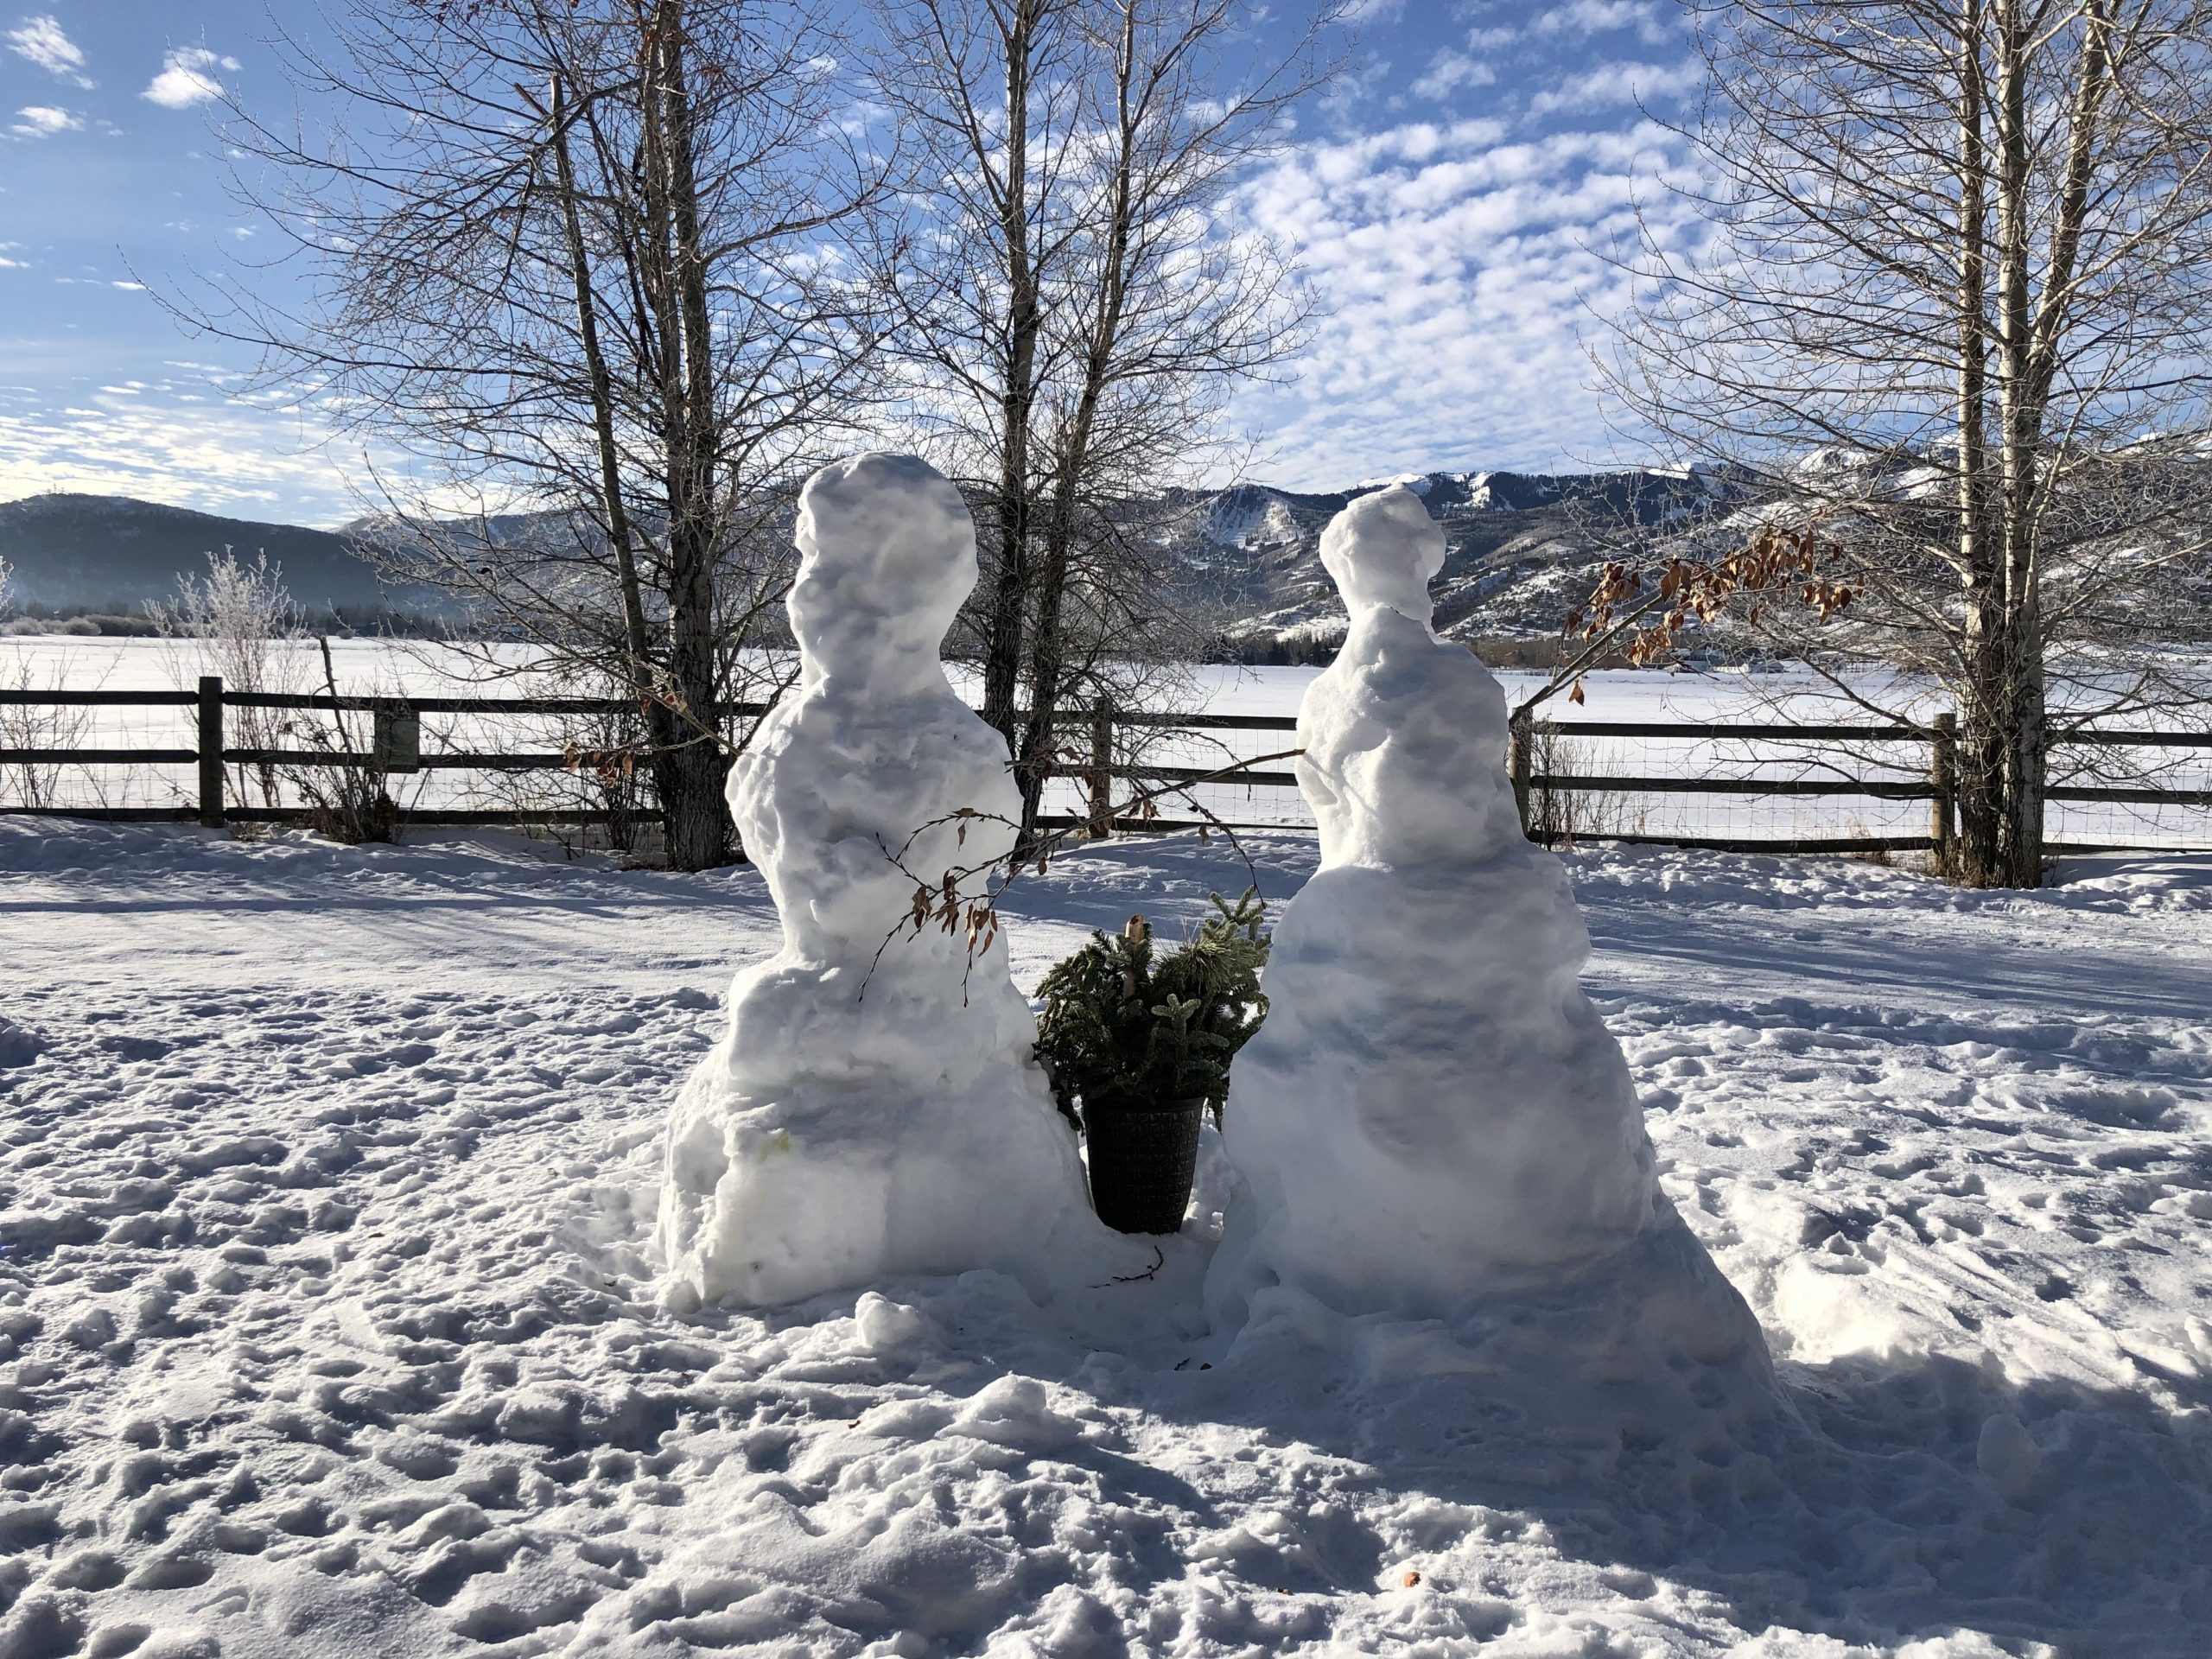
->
(1989, 0), (2037, 884)
(2005, 0), (2110, 885)
(1954, 0), (2005, 882)
(1986, 0), (2108, 885)
(976, 0), (1048, 753)
(1012, 2), (1138, 854)
(548, 68), (685, 801)
(642, 0), (731, 869)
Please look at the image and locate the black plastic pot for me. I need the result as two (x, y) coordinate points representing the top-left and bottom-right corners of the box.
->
(1082, 1095), (1205, 1235)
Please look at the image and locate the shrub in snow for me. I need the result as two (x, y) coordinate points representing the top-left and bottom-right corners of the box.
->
(657, 453), (1098, 1308)
(1204, 486), (1771, 1412)
(1036, 890), (1271, 1234)
(150, 549), (304, 814)
(1033, 887), (1270, 1123)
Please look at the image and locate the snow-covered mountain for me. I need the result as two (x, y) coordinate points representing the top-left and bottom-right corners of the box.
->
(1168, 467), (1745, 659)
(0, 493), (458, 625)
(0, 466), (1740, 649)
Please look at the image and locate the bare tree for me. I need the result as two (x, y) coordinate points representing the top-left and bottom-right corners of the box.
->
(1007, 0), (1327, 847)
(168, 0), (887, 868)
(871, 0), (1332, 851)
(869, 0), (1085, 748)
(1605, 0), (2212, 886)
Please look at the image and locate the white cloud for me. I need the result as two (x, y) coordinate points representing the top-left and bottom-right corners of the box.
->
(1533, 0), (1675, 45)
(0, 379), (361, 524)
(10, 104), (80, 137)
(1412, 53), (1497, 100)
(142, 45), (238, 110)
(5, 15), (91, 86)
(1222, 117), (1702, 487)
(1527, 60), (1700, 117)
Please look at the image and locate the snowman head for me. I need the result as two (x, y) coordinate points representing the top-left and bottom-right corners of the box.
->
(789, 453), (976, 682)
(1319, 484), (1443, 625)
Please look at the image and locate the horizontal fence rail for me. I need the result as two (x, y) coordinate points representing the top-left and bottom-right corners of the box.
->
(0, 689), (200, 707)
(0, 679), (2207, 855)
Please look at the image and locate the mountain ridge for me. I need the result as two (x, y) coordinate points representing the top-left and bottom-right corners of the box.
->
(0, 466), (1732, 649)
(0, 492), (449, 625)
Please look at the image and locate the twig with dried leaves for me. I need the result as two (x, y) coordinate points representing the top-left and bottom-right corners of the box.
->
(1528, 523), (1853, 717)
(857, 747), (1302, 1004)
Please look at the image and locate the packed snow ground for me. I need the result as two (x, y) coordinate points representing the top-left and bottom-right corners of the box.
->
(2, 818), (2209, 1657)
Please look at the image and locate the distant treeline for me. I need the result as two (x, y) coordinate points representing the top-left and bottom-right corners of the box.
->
(0, 605), (458, 640)
(1217, 631), (1589, 671)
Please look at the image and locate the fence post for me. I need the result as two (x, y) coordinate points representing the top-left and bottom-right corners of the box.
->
(1508, 708), (1533, 836)
(1930, 709), (1957, 867)
(1087, 698), (1115, 840)
(197, 675), (226, 830)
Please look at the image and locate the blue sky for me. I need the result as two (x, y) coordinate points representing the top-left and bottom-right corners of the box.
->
(0, 1), (1702, 526)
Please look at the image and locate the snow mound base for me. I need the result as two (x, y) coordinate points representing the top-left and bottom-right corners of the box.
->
(1206, 484), (1773, 1427)
(657, 453), (1099, 1308)
(0, 1015), (42, 1069)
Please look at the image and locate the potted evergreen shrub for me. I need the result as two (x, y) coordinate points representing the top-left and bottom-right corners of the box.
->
(1034, 888), (1269, 1233)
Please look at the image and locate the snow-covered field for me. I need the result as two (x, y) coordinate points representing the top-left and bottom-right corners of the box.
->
(5, 637), (2207, 849)
(3, 817), (2209, 1656)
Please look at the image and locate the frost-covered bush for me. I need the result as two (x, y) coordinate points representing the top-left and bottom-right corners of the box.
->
(284, 638), (404, 845)
(1526, 727), (1644, 844)
(152, 550), (306, 812)
(151, 550), (413, 839)
(1033, 887), (1269, 1122)
(0, 651), (101, 810)
(151, 549), (305, 681)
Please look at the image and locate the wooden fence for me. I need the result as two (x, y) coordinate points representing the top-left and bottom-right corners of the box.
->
(1, 678), (2207, 854)
(0, 678), (717, 828)
(1501, 710), (2212, 857)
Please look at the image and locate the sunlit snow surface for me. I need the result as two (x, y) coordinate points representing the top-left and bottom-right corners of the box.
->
(2, 820), (2210, 1656)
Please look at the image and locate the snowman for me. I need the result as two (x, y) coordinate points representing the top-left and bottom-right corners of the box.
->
(1205, 486), (1770, 1415)
(659, 453), (1096, 1309)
